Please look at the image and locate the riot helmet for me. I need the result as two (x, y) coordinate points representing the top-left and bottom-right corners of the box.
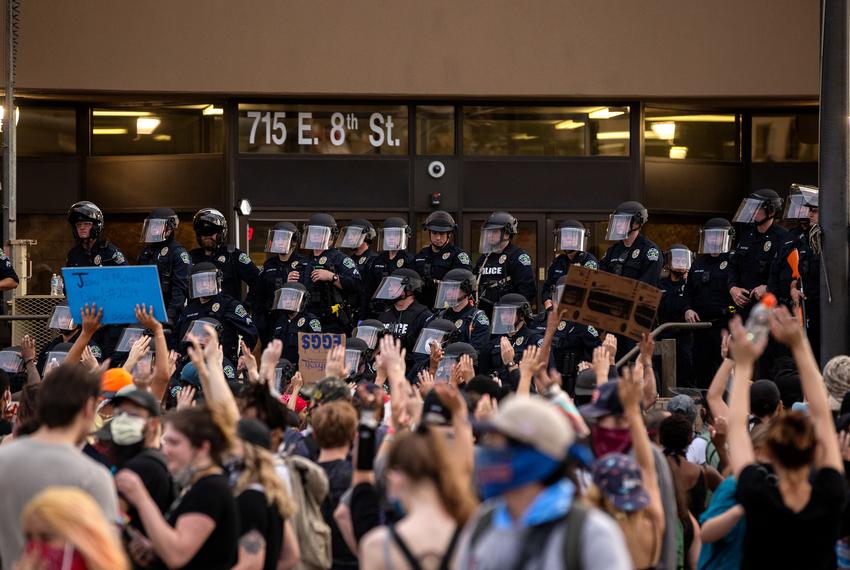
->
(68, 201), (104, 241)
(732, 189), (783, 224)
(116, 327), (147, 353)
(266, 221), (300, 255)
(336, 218), (376, 249)
(554, 219), (589, 252)
(141, 207), (179, 244)
(699, 218), (735, 254)
(189, 262), (222, 299)
(48, 305), (76, 333)
(491, 293), (532, 335)
(0, 347), (23, 374)
(372, 268), (423, 301)
(434, 268), (478, 309)
(301, 213), (338, 251)
(273, 282), (309, 314)
(353, 319), (386, 350)
(44, 342), (74, 374)
(606, 201), (648, 241)
(665, 244), (693, 273)
(480, 211), (518, 253)
(182, 317), (224, 346)
(413, 318), (458, 355)
(193, 208), (228, 247)
(344, 337), (370, 377)
(378, 217), (411, 252)
(424, 211), (457, 233)
(784, 184), (819, 220)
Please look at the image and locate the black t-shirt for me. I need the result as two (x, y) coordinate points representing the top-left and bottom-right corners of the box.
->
(125, 450), (176, 534)
(237, 488), (284, 570)
(319, 459), (358, 569)
(165, 474), (238, 570)
(737, 464), (846, 570)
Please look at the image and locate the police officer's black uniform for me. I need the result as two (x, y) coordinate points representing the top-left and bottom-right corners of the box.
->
(177, 294), (258, 364)
(657, 274), (694, 387)
(65, 202), (128, 268)
(437, 303), (490, 354)
(727, 223), (788, 319)
(273, 312), (322, 364)
(415, 211), (473, 309)
(190, 208), (260, 301)
(137, 209), (191, 324)
(474, 212), (537, 317)
(376, 269), (434, 374)
(364, 250), (416, 317)
(37, 332), (102, 377)
(528, 311), (601, 394)
(599, 234), (663, 286)
(0, 252), (19, 287)
(685, 253), (733, 389)
(541, 252), (598, 303)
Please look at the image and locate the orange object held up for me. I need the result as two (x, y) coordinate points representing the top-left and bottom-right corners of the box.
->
(786, 249), (804, 325)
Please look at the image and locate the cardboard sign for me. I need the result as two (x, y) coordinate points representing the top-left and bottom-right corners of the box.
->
(298, 333), (345, 384)
(557, 266), (662, 341)
(61, 265), (167, 325)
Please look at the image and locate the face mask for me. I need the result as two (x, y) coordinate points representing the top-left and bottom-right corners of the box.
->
(25, 541), (88, 570)
(474, 445), (562, 500)
(110, 413), (147, 446)
(591, 425), (632, 457)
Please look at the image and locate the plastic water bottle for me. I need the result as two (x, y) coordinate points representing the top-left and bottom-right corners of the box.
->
(744, 293), (777, 345)
(56, 274), (64, 296)
(50, 274), (59, 296)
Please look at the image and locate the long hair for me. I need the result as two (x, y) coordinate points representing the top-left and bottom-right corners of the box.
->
(165, 403), (235, 465)
(766, 411), (816, 469)
(386, 426), (478, 525)
(234, 441), (297, 519)
(21, 487), (129, 570)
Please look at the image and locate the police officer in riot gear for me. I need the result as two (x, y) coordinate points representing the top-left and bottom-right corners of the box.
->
(363, 217), (416, 317)
(176, 262), (259, 363)
(37, 305), (102, 376)
(434, 268), (490, 353)
(473, 211), (537, 317)
(336, 218), (377, 323)
(542, 219), (598, 310)
(375, 268), (434, 372)
(599, 201), (662, 286)
(480, 293), (544, 388)
(727, 189), (788, 319)
(414, 211), (473, 309)
(294, 213), (362, 333)
(271, 282), (323, 364)
(656, 244), (694, 387)
(247, 221), (303, 345)
(66, 201), (128, 267)
(137, 208), (191, 324)
(684, 218), (736, 389)
(770, 185), (821, 361)
(409, 318), (459, 377)
(190, 208), (260, 301)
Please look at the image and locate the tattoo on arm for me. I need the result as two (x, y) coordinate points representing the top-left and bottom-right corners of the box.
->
(240, 530), (265, 555)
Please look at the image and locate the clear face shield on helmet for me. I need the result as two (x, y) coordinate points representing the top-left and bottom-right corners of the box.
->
(273, 287), (306, 313)
(48, 306), (75, 332)
(44, 351), (68, 373)
(698, 228), (733, 254)
(372, 276), (407, 301)
(301, 225), (332, 251)
(557, 227), (587, 252)
(434, 281), (466, 310)
(732, 198), (768, 224)
(605, 214), (634, 241)
(354, 325), (382, 350)
(190, 271), (220, 299)
(784, 187), (819, 220)
(116, 327), (146, 353)
(479, 228), (508, 254)
(344, 350), (362, 377)
(266, 229), (294, 254)
(335, 226), (366, 249)
(413, 327), (451, 355)
(182, 320), (216, 345)
(0, 350), (22, 373)
(491, 305), (521, 335)
(666, 248), (693, 272)
(434, 355), (458, 383)
(140, 218), (169, 244)
(552, 283), (566, 307)
(378, 227), (408, 252)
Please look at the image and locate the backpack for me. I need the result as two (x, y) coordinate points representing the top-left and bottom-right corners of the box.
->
(283, 453), (333, 570)
(468, 500), (588, 569)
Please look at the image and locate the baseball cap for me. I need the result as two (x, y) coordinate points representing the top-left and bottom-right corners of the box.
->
(750, 379), (781, 417)
(111, 386), (161, 417)
(477, 395), (575, 461)
(666, 395), (697, 425)
(101, 368), (134, 398)
(575, 365), (619, 397)
(237, 418), (272, 450)
(592, 453), (651, 512)
(179, 362), (202, 388)
(310, 377), (351, 405)
(579, 381), (624, 420)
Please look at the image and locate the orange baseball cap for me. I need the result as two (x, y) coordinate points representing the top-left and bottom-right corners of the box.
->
(101, 368), (134, 398)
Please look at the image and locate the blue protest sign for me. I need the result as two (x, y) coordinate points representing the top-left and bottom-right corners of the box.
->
(61, 265), (167, 325)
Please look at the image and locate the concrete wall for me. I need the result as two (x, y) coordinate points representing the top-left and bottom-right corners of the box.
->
(10, 0), (819, 98)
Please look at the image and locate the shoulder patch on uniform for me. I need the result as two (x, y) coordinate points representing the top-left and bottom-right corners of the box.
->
(178, 251), (189, 265)
(309, 319), (322, 332)
(514, 336), (524, 346)
(585, 260), (598, 269)
(297, 317), (306, 327)
(457, 252), (470, 266)
(113, 251), (125, 264)
(234, 304), (248, 318)
(646, 248), (660, 261)
(557, 321), (567, 331)
(475, 311), (490, 326)
(588, 326), (599, 337)
(358, 256), (367, 265)
(89, 345), (102, 359)
(238, 253), (251, 264)
(343, 257), (355, 270)
(536, 338), (545, 348)
(223, 365), (236, 379)
(518, 253), (532, 266)
(720, 261), (728, 270)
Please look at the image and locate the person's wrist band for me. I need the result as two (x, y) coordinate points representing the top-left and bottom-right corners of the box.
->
(24, 358), (34, 366)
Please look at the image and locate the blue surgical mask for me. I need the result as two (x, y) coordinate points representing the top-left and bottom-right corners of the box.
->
(474, 445), (562, 500)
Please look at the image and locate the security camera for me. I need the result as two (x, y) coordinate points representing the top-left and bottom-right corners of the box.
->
(427, 161), (446, 179)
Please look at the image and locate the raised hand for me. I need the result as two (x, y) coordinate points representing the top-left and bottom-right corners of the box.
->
(135, 304), (162, 332)
(80, 303), (103, 337)
(176, 385), (197, 410)
(325, 344), (349, 380)
(727, 315), (768, 364)
(499, 336), (515, 366)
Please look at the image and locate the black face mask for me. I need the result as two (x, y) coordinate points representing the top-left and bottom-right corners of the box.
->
(109, 440), (147, 469)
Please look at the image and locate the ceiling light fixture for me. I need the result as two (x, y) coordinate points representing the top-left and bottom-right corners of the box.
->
(589, 108), (625, 120)
(555, 120), (585, 130)
(202, 105), (224, 116)
(92, 128), (129, 135)
(669, 146), (688, 159)
(93, 110), (153, 117)
(136, 117), (161, 135)
(651, 122), (676, 140)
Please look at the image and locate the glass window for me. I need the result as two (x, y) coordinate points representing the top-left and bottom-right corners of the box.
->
(645, 108), (740, 161)
(91, 105), (224, 155)
(751, 114), (819, 162)
(238, 104), (408, 155)
(12, 107), (77, 156)
(416, 106), (454, 155)
(462, 106), (630, 157)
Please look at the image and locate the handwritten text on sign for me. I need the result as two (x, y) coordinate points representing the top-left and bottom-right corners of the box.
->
(61, 265), (167, 325)
(298, 333), (345, 384)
